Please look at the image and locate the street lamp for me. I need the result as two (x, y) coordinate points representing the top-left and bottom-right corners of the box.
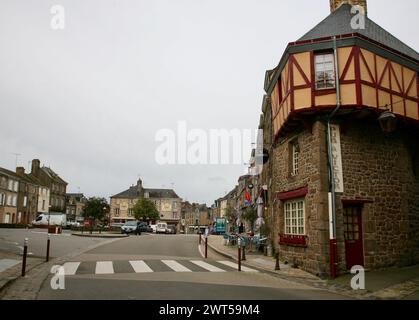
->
(378, 109), (397, 133)
(102, 207), (107, 227)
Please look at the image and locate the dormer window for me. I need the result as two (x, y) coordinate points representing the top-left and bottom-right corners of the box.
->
(315, 53), (335, 89)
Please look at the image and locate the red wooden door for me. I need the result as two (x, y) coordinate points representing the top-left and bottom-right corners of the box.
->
(343, 205), (364, 270)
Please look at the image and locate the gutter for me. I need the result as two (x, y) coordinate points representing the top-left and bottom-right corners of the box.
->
(326, 36), (341, 278)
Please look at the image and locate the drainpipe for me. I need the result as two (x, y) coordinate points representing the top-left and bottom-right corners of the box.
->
(326, 36), (341, 278)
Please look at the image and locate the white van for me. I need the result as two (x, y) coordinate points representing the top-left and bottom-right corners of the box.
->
(32, 213), (67, 227)
(156, 222), (168, 234)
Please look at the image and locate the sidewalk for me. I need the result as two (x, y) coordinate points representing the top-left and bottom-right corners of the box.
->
(0, 251), (45, 297)
(205, 235), (419, 300)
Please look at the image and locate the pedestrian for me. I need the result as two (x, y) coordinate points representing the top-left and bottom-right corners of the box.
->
(238, 223), (244, 234)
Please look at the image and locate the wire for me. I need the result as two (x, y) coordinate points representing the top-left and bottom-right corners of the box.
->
(379, 95), (418, 110)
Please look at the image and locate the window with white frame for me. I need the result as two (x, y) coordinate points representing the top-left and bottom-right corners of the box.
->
(12, 195), (17, 207)
(315, 53), (335, 89)
(284, 199), (305, 235)
(114, 208), (120, 217)
(0, 193), (5, 205)
(13, 181), (18, 192)
(23, 196), (27, 207)
(291, 142), (300, 176)
(8, 180), (13, 191)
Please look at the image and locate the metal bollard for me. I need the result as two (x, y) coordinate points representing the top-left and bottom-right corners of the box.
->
(205, 236), (208, 259)
(46, 234), (51, 262)
(238, 247), (241, 272)
(22, 238), (28, 277)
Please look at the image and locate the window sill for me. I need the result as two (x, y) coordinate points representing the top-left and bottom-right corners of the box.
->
(279, 234), (308, 247)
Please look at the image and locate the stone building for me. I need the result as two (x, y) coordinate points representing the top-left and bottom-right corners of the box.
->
(15, 167), (39, 224)
(66, 193), (87, 223)
(260, 0), (419, 277)
(29, 159), (67, 213)
(110, 178), (182, 230)
(0, 168), (19, 224)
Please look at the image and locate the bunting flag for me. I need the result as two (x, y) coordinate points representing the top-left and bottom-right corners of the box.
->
(245, 190), (251, 203)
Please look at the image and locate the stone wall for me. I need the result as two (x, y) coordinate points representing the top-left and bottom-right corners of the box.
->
(338, 121), (419, 269)
(271, 121), (330, 277)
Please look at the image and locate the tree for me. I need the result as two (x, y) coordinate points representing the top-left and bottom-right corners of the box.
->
(133, 198), (159, 222)
(83, 197), (109, 231)
(242, 206), (258, 232)
(225, 205), (237, 224)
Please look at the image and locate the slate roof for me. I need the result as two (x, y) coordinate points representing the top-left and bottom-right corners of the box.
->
(0, 167), (41, 186)
(111, 186), (180, 199)
(41, 167), (68, 185)
(298, 4), (418, 61)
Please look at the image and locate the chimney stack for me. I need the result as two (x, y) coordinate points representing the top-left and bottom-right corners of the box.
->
(31, 159), (40, 176)
(330, 0), (367, 15)
(16, 167), (25, 176)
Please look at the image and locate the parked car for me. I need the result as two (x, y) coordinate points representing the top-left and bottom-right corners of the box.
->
(166, 225), (177, 234)
(150, 224), (157, 233)
(121, 221), (141, 235)
(156, 222), (168, 234)
(137, 222), (153, 233)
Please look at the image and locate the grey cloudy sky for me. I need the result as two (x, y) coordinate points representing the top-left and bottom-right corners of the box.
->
(0, 0), (418, 205)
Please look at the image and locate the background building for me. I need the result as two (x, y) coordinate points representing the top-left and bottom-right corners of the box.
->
(110, 178), (182, 230)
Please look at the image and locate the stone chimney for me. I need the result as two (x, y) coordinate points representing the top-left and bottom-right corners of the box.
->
(330, 0), (367, 15)
(31, 159), (40, 176)
(16, 167), (25, 176)
(137, 177), (143, 191)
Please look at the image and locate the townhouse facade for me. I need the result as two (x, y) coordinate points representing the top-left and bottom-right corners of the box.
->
(259, 0), (418, 277)
(66, 193), (87, 223)
(110, 178), (182, 230)
(0, 168), (19, 224)
(29, 159), (67, 213)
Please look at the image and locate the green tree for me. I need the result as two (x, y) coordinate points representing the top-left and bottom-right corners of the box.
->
(225, 205), (237, 224)
(83, 197), (109, 232)
(242, 206), (258, 232)
(133, 198), (160, 221)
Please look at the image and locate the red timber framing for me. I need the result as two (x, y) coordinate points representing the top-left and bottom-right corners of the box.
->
(271, 45), (419, 141)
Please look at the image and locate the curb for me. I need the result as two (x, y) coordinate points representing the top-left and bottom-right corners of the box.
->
(0, 259), (45, 298)
(71, 233), (128, 238)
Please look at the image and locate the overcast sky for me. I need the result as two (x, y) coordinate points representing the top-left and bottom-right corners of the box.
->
(0, 0), (418, 205)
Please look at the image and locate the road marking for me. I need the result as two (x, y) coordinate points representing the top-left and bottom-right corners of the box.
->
(0, 259), (20, 273)
(95, 261), (114, 274)
(217, 261), (259, 272)
(198, 244), (205, 258)
(63, 262), (81, 275)
(190, 260), (226, 272)
(161, 260), (192, 272)
(129, 260), (153, 273)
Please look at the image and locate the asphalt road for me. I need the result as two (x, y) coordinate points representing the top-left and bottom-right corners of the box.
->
(36, 234), (348, 300)
(0, 228), (112, 258)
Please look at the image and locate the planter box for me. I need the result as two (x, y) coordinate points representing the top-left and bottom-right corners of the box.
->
(48, 226), (62, 234)
(279, 234), (308, 247)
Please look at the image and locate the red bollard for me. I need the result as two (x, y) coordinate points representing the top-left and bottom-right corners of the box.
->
(46, 234), (50, 262)
(22, 238), (28, 277)
(238, 247), (241, 272)
(205, 236), (208, 259)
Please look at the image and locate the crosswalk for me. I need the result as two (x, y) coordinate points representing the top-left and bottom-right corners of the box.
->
(60, 260), (258, 276)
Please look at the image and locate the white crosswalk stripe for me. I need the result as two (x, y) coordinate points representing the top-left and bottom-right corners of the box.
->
(217, 260), (259, 272)
(129, 260), (153, 273)
(95, 261), (114, 274)
(190, 260), (226, 272)
(161, 260), (192, 272)
(63, 262), (80, 275)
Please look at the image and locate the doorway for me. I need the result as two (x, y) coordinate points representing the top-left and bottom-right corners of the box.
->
(343, 205), (364, 269)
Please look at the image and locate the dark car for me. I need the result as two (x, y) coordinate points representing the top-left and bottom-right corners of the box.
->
(166, 225), (177, 234)
(137, 222), (153, 233)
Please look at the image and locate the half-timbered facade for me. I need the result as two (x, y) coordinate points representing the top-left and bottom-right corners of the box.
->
(261, 1), (419, 277)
